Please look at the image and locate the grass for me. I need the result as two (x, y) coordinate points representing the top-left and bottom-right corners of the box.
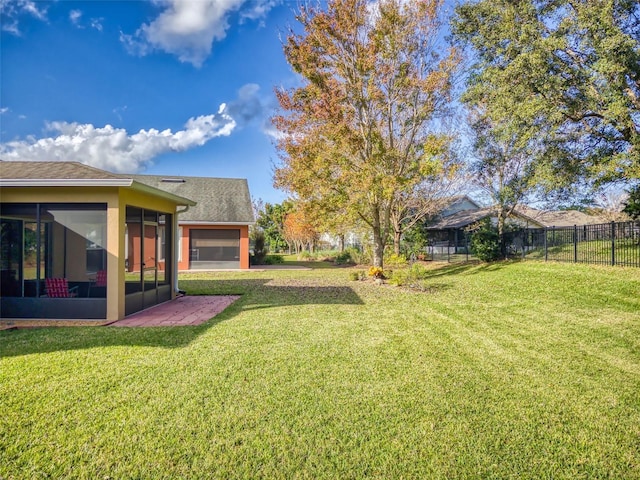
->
(1, 261), (639, 479)
(524, 239), (640, 266)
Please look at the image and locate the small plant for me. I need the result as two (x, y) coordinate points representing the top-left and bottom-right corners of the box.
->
(388, 263), (430, 287)
(297, 251), (314, 261)
(264, 254), (284, 265)
(384, 253), (408, 268)
(344, 247), (369, 265)
(348, 271), (360, 281)
(368, 266), (385, 279)
(334, 250), (354, 265)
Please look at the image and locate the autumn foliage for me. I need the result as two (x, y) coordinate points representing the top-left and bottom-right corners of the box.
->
(273, 0), (460, 267)
(283, 209), (318, 254)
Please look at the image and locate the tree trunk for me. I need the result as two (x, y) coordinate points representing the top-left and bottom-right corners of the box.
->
(372, 225), (385, 268)
(393, 230), (401, 255)
(339, 234), (345, 252)
(497, 210), (506, 259)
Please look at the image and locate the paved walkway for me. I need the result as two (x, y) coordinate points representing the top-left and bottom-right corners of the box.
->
(108, 295), (240, 327)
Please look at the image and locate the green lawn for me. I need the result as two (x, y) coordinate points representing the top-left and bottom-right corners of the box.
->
(1, 261), (639, 479)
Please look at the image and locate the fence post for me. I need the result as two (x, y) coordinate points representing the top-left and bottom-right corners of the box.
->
(544, 227), (549, 262)
(574, 225), (578, 263)
(466, 232), (469, 262)
(611, 221), (616, 266)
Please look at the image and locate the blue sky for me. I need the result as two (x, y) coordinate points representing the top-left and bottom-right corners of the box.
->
(1, 0), (302, 203)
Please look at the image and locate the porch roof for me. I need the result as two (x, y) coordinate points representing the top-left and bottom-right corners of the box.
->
(426, 207), (497, 230)
(0, 161), (196, 207)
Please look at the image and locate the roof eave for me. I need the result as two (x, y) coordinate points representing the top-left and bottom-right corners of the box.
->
(0, 178), (134, 187)
(0, 178), (197, 207)
(178, 220), (256, 226)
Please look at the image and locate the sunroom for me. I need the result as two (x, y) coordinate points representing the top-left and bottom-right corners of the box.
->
(0, 161), (196, 322)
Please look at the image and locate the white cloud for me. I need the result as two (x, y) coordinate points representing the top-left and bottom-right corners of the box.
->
(69, 9), (82, 26)
(0, 107), (9, 114)
(90, 17), (103, 32)
(0, 84), (275, 172)
(68, 9), (103, 31)
(120, 0), (279, 67)
(0, 105), (236, 173)
(1, 0), (47, 35)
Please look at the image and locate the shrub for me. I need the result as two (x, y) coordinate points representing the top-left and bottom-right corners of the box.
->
(297, 251), (314, 261)
(385, 253), (408, 268)
(335, 250), (355, 265)
(368, 266), (385, 279)
(264, 254), (284, 265)
(251, 230), (267, 265)
(388, 263), (430, 287)
(340, 247), (369, 265)
(468, 219), (502, 262)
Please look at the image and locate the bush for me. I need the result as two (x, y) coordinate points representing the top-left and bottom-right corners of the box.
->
(388, 263), (430, 287)
(264, 254), (284, 265)
(468, 219), (502, 262)
(367, 266), (385, 279)
(297, 251), (314, 261)
(385, 253), (408, 268)
(342, 247), (370, 265)
(335, 250), (355, 265)
(348, 270), (367, 281)
(251, 230), (267, 265)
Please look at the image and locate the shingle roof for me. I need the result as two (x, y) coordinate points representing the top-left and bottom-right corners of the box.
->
(426, 204), (607, 230)
(0, 160), (196, 206)
(516, 206), (606, 227)
(426, 207), (497, 229)
(0, 160), (123, 180)
(129, 174), (255, 224)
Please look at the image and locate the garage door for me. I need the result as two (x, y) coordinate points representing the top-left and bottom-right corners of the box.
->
(189, 229), (240, 269)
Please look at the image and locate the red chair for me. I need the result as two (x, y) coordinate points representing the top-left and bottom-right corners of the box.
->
(95, 270), (107, 287)
(45, 278), (78, 298)
(89, 270), (107, 297)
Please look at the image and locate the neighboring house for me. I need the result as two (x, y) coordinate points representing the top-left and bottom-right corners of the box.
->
(425, 199), (606, 253)
(514, 206), (606, 228)
(0, 161), (196, 321)
(439, 195), (482, 217)
(130, 175), (254, 270)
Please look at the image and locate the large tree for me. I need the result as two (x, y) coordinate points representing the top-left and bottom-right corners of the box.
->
(255, 200), (293, 252)
(468, 108), (538, 237)
(452, 0), (640, 188)
(273, 0), (459, 267)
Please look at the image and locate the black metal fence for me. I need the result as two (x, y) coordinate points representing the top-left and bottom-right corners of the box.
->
(426, 221), (640, 267)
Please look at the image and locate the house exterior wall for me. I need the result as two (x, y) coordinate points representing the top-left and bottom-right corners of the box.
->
(442, 198), (480, 217)
(178, 224), (250, 270)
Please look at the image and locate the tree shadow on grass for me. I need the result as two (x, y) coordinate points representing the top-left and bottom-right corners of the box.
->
(424, 260), (513, 279)
(0, 278), (364, 358)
